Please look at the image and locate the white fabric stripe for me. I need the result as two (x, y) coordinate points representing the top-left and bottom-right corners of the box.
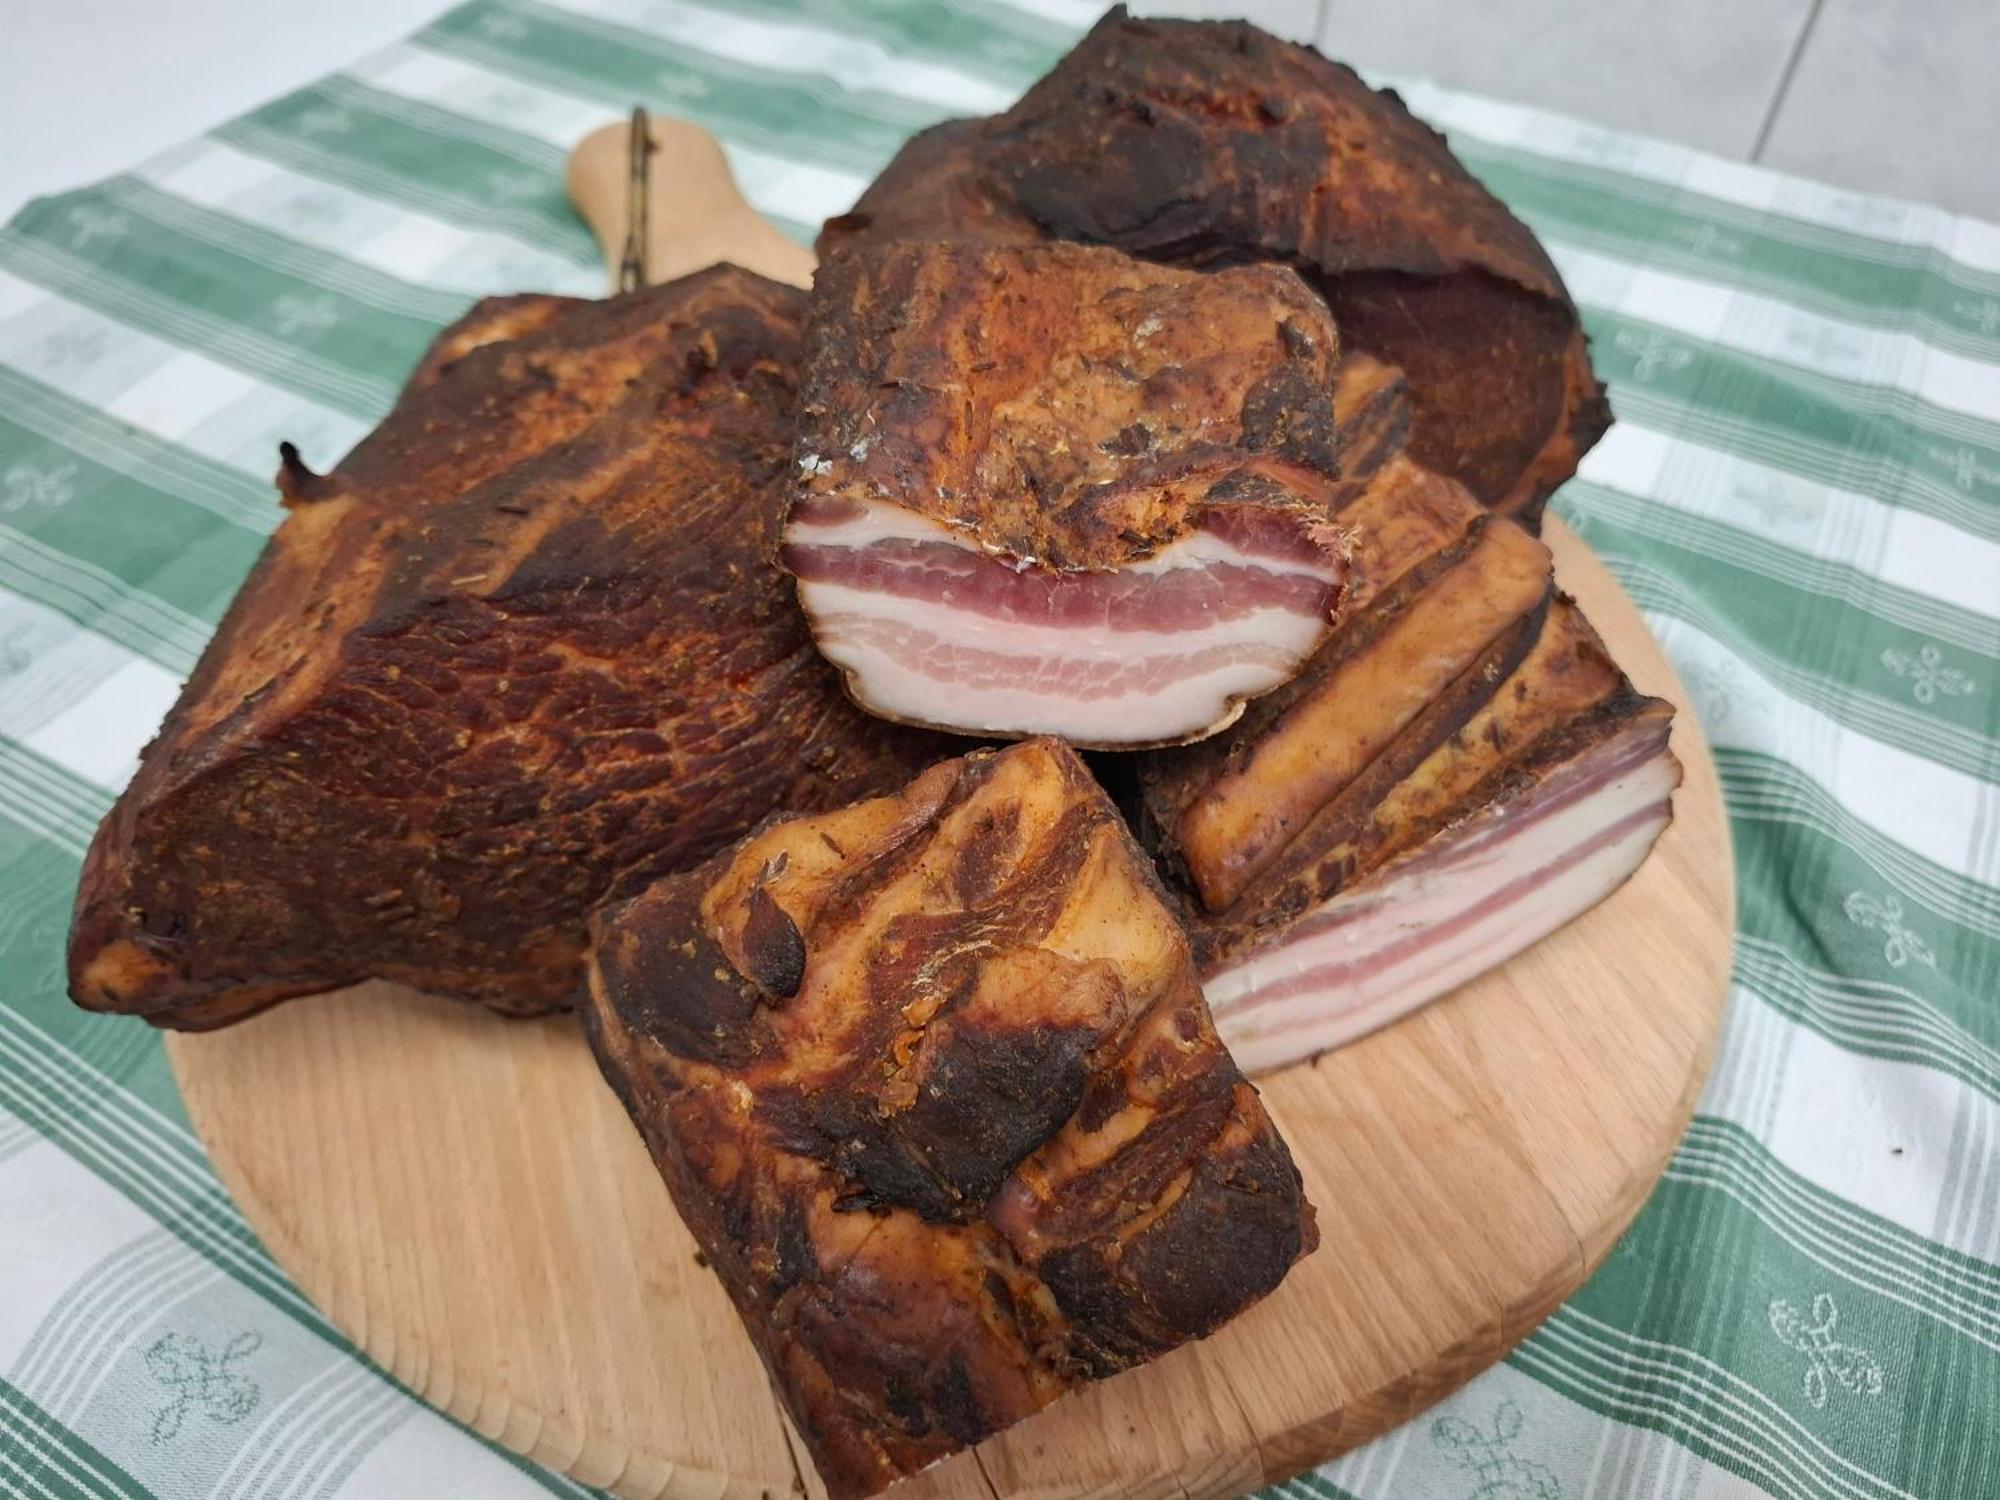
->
(40, 1247), (222, 1424)
(0, 269), (370, 480)
(1384, 74), (2000, 275)
(132, 141), (599, 301)
(1552, 241), (2000, 426)
(20, 655), (181, 796)
(239, 1364), (404, 1500)
(531, 0), (1015, 112)
(0, 1134), (159, 1372)
(0, 588), (158, 748)
(387, 40), (871, 227)
(1651, 614), (2000, 885)
(0, 1007), (322, 1322)
(222, 1360), (378, 1498)
(1579, 422), (2000, 626)
(14, 1229), (187, 1394)
(1699, 988), (2000, 1267)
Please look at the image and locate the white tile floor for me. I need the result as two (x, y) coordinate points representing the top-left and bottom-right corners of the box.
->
(2, 0), (1995, 225)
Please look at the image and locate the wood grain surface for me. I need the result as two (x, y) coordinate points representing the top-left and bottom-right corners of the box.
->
(163, 116), (1734, 1500)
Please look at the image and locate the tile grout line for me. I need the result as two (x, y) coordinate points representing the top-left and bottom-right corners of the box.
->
(1751, 0), (1827, 161)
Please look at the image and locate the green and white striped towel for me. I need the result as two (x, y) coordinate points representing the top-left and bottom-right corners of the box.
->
(2, 2), (1995, 1497)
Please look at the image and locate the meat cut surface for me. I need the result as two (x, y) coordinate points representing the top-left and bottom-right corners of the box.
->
(69, 267), (947, 1030)
(821, 6), (1609, 526)
(1202, 609), (1681, 1071)
(585, 738), (1314, 1499)
(786, 241), (1352, 747)
(1136, 363), (1680, 1068)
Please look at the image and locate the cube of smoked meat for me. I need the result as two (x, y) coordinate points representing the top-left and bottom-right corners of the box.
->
(585, 737), (1315, 1500)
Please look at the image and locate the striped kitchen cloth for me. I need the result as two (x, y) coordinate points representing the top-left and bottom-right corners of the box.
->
(1, 2), (1995, 1497)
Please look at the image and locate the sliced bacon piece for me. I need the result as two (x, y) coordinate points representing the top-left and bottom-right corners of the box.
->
(1206, 695), (1679, 1071)
(584, 738), (1313, 1500)
(784, 241), (1353, 749)
(1135, 369), (1678, 1069)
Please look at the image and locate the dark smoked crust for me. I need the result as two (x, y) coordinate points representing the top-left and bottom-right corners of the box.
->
(68, 267), (949, 1030)
(584, 740), (1314, 1500)
(796, 239), (1344, 572)
(819, 6), (1610, 525)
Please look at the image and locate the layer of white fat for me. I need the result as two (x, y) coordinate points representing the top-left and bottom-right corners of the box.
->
(789, 499), (1338, 744)
(1208, 746), (1680, 1075)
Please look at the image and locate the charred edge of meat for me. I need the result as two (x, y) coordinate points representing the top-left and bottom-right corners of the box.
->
(68, 266), (951, 1030)
(819, 6), (1607, 522)
(583, 739), (1313, 1499)
(786, 241), (1355, 748)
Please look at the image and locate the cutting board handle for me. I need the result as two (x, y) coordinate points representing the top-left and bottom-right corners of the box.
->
(566, 112), (817, 293)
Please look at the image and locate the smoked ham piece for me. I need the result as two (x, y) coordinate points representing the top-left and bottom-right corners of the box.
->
(1138, 362), (1680, 1068)
(784, 241), (1352, 747)
(584, 737), (1314, 1500)
(820, 6), (1609, 526)
(69, 267), (947, 1030)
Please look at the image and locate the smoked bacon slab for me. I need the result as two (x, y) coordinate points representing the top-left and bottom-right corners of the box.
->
(585, 737), (1315, 1499)
(821, 5), (1609, 527)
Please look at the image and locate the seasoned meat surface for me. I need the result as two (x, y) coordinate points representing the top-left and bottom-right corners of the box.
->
(821, 6), (1609, 524)
(585, 737), (1315, 1499)
(69, 266), (947, 1030)
(786, 240), (1353, 747)
(1131, 360), (1677, 1067)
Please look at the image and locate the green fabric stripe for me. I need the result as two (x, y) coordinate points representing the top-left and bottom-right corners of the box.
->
(0, 741), (108, 855)
(93, 176), (471, 325)
(1735, 935), (2000, 1102)
(320, 72), (568, 174)
(424, 0), (948, 169)
(0, 457), (260, 657)
(0, 1378), (154, 1500)
(1513, 1310), (1911, 1500)
(1557, 481), (2000, 659)
(0, 364), (276, 529)
(1277, 1471), (1367, 1500)
(0, 529), (211, 675)
(0, 219), (398, 419)
(1549, 1136), (2000, 1497)
(1460, 145), (2000, 358)
(639, 0), (1072, 84)
(1587, 308), (2000, 543)
(1596, 544), (2000, 783)
(1670, 1118), (2000, 1343)
(1720, 748), (2000, 963)
(210, 108), (595, 267)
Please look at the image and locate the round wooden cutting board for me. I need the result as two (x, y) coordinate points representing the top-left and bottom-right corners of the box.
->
(164, 119), (1734, 1500)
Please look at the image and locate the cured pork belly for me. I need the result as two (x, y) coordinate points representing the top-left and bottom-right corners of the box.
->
(785, 240), (1352, 748)
(820, 7), (1609, 527)
(69, 267), (946, 1030)
(585, 738), (1313, 1499)
(1201, 607), (1679, 1071)
(1139, 362), (1680, 1068)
